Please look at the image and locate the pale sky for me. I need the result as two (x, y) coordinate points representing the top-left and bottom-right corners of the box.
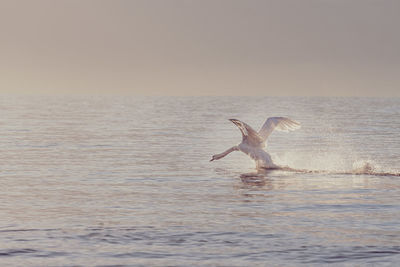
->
(0, 0), (399, 96)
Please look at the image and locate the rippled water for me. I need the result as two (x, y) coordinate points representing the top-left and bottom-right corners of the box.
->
(0, 96), (399, 266)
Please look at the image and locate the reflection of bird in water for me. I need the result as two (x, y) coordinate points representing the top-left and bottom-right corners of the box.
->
(210, 117), (300, 169)
(240, 174), (268, 187)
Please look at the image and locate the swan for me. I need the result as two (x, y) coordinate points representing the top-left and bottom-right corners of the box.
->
(210, 117), (301, 169)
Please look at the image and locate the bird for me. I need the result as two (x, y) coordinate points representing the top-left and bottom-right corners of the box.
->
(210, 117), (301, 169)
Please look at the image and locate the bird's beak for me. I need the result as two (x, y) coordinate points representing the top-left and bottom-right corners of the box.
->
(230, 119), (241, 128)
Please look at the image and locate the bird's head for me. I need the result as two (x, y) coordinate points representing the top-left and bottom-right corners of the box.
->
(210, 153), (221, 162)
(229, 119), (240, 126)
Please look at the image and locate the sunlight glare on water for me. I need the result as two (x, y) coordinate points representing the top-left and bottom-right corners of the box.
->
(0, 96), (399, 266)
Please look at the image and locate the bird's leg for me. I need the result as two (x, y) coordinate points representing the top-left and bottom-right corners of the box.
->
(210, 146), (238, 161)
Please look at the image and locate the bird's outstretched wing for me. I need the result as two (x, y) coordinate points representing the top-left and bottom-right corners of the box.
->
(229, 119), (264, 147)
(258, 117), (301, 141)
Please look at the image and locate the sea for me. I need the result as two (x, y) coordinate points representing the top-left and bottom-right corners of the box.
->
(0, 96), (399, 266)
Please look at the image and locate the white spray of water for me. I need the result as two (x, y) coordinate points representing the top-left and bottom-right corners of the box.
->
(272, 150), (396, 175)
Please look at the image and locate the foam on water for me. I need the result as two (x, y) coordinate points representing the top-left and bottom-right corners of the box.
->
(272, 150), (399, 177)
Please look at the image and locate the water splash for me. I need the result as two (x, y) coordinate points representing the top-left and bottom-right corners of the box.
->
(270, 152), (400, 177)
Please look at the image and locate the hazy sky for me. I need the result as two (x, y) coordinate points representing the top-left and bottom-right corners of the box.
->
(1, 0), (399, 96)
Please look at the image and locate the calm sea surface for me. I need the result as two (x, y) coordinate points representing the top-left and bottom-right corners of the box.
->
(0, 96), (399, 266)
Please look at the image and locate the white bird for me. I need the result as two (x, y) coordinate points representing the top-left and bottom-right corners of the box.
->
(210, 117), (301, 169)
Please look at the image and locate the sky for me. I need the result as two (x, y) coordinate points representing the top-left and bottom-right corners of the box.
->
(0, 0), (399, 97)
